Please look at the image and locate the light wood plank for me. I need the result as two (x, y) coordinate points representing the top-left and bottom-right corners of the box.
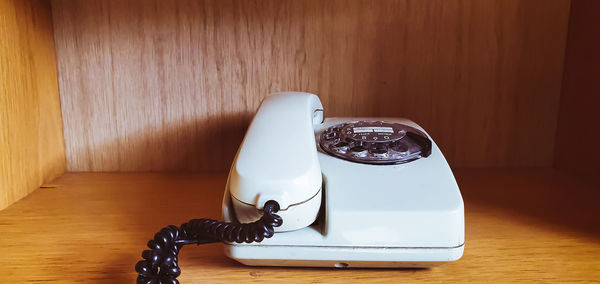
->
(51, 0), (571, 171)
(0, 170), (597, 282)
(0, 0), (65, 210)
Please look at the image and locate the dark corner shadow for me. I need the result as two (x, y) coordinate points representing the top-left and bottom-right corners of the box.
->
(455, 168), (600, 239)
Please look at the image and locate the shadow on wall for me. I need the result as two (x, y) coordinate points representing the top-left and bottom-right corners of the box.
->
(73, 112), (253, 172)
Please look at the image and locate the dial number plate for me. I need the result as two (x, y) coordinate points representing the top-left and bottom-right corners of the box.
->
(319, 121), (431, 165)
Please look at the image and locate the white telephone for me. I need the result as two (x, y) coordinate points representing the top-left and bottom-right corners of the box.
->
(136, 92), (464, 282)
(223, 92), (464, 267)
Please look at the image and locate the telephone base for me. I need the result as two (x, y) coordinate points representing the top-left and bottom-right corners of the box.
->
(224, 243), (464, 268)
(222, 114), (465, 268)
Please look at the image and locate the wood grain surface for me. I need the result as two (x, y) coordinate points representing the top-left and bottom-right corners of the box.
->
(555, 0), (600, 187)
(0, 170), (597, 283)
(0, 0), (65, 210)
(51, 0), (571, 171)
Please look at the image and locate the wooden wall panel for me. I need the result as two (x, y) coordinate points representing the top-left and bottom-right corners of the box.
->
(0, 0), (66, 210)
(51, 0), (571, 171)
(554, 0), (600, 187)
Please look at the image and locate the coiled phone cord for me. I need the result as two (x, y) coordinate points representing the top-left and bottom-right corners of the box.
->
(135, 200), (282, 284)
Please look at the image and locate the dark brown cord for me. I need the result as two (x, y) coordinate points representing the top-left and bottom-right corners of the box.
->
(135, 200), (282, 284)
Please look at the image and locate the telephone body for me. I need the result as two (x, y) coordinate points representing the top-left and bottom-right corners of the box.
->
(222, 92), (464, 268)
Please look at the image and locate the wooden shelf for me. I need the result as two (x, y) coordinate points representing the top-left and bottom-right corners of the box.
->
(0, 169), (598, 283)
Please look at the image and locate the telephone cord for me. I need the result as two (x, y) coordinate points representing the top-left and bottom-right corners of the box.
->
(135, 200), (282, 284)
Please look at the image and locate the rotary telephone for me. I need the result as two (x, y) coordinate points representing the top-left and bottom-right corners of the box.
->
(136, 92), (464, 283)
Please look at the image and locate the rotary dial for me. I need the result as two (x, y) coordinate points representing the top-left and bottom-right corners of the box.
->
(319, 121), (432, 165)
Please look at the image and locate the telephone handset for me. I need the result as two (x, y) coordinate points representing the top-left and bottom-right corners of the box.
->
(136, 93), (464, 283)
(227, 93), (324, 232)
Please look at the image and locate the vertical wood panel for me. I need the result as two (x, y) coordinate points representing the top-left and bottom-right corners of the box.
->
(555, 0), (600, 187)
(51, 0), (570, 171)
(0, 0), (66, 209)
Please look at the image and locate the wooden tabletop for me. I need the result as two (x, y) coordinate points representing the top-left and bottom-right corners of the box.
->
(0, 169), (598, 283)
